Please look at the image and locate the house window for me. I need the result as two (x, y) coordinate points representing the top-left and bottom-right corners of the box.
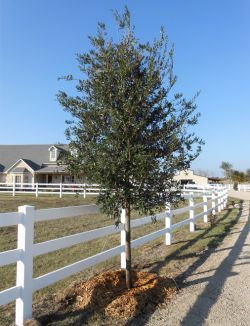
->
(15, 175), (21, 184)
(50, 148), (57, 161)
(65, 176), (75, 183)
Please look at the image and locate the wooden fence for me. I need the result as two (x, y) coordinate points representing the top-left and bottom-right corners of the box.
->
(0, 188), (228, 325)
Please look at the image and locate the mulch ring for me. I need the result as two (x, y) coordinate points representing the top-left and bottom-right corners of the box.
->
(54, 269), (176, 320)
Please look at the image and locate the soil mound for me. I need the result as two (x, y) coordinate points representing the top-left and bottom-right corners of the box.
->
(56, 269), (176, 319)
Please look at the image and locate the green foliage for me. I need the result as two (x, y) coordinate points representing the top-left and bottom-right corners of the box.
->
(57, 7), (203, 217)
(220, 162), (250, 183)
(245, 169), (250, 182)
(220, 161), (233, 179)
(231, 170), (245, 183)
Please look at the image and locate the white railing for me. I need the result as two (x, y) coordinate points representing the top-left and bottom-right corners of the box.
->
(238, 184), (250, 192)
(0, 188), (228, 325)
(0, 182), (233, 198)
(0, 182), (101, 198)
(183, 183), (232, 191)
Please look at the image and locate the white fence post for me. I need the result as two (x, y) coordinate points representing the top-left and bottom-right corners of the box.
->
(83, 184), (86, 199)
(225, 188), (228, 207)
(59, 183), (62, 198)
(212, 190), (216, 215)
(165, 202), (172, 245)
(15, 205), (35, 326)
(220, 190), (224, 210)
(120, 208), (126, 269)
(189, 192), (195, 232)
(35, 183), (38, 198)
(225, 188), (228, 206)
(203, 191), (208, 223)
(13, 181), (16, 197)
(217, 190), (221, 213)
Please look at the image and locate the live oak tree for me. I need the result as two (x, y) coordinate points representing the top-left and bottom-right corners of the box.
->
(57, 7), (203, 289)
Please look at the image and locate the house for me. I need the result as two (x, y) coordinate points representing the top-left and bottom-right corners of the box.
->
(0, 144), (77, 185)
(0, 145), (209, 187)
(173, 170), (208, 185)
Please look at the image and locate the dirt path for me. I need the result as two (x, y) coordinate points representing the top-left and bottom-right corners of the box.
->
(229, 189), (250, 201)
(145, 201), (250, 326)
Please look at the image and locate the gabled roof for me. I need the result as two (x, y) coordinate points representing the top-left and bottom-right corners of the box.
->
(5, 158), (36, 174)
(12, 167), (29, 173)
(0, 144), (68, 173)
(48, 145), (61, 151)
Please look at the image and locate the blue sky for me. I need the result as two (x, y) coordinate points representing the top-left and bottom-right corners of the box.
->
(1, 0), (250, 176)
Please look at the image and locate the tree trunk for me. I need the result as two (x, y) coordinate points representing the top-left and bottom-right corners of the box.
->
(125, 205), (132, 289)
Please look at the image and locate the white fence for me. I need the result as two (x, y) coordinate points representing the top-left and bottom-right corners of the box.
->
(238, 184), (250, 192)
(0, 182), (101, 198)
(183, 183), (232, 191)
(0, 182), (233, 198)
(0, 188), (228, 325)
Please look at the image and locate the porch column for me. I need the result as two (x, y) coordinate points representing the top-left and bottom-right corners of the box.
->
(32, 174), (35, 186)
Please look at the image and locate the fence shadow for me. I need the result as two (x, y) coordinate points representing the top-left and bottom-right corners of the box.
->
(127, 202), (245, 326)
(147, 206), (237, 275)
(179, 202), (250, 325)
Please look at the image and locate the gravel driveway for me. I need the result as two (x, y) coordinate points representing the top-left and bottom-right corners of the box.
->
(144, 201), (250, 326)
(228, 189), (250, 201)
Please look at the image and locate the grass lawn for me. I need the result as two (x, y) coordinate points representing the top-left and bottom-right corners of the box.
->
(0, 193), (97, 212)
(0, 194), (241, 325)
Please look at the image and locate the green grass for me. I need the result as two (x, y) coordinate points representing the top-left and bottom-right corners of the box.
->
(0, 193), (97, 212)
(0, 194), (242, 325)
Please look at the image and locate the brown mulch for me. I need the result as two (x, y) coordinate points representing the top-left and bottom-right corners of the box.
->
(26, 269), (176, 325)
(55, 269), (176, 320)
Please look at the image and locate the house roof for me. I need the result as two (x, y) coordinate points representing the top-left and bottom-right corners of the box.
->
(37, 165), (66, 174)
(12, 167), (29, 173)
(0, 144), (68, 173)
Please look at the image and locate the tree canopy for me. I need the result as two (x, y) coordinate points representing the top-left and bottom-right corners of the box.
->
(220, 161), (233, 179)
(220, 161), (250, 183)
(57, 7), (203, 288)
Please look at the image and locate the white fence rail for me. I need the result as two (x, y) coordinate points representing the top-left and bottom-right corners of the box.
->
(238, 184), (250, 192)
(0, 182), (233, 198)
(0, 182), (101, 198)
(183, 183), (232, 191)
(0, 188), (228, 325)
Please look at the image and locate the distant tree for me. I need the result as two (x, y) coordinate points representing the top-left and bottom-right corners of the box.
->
(245, 169), (250, 182)
(57, 7), (203, 288)
(231, 170), (245, 183)
(220, 161), (233, 179)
